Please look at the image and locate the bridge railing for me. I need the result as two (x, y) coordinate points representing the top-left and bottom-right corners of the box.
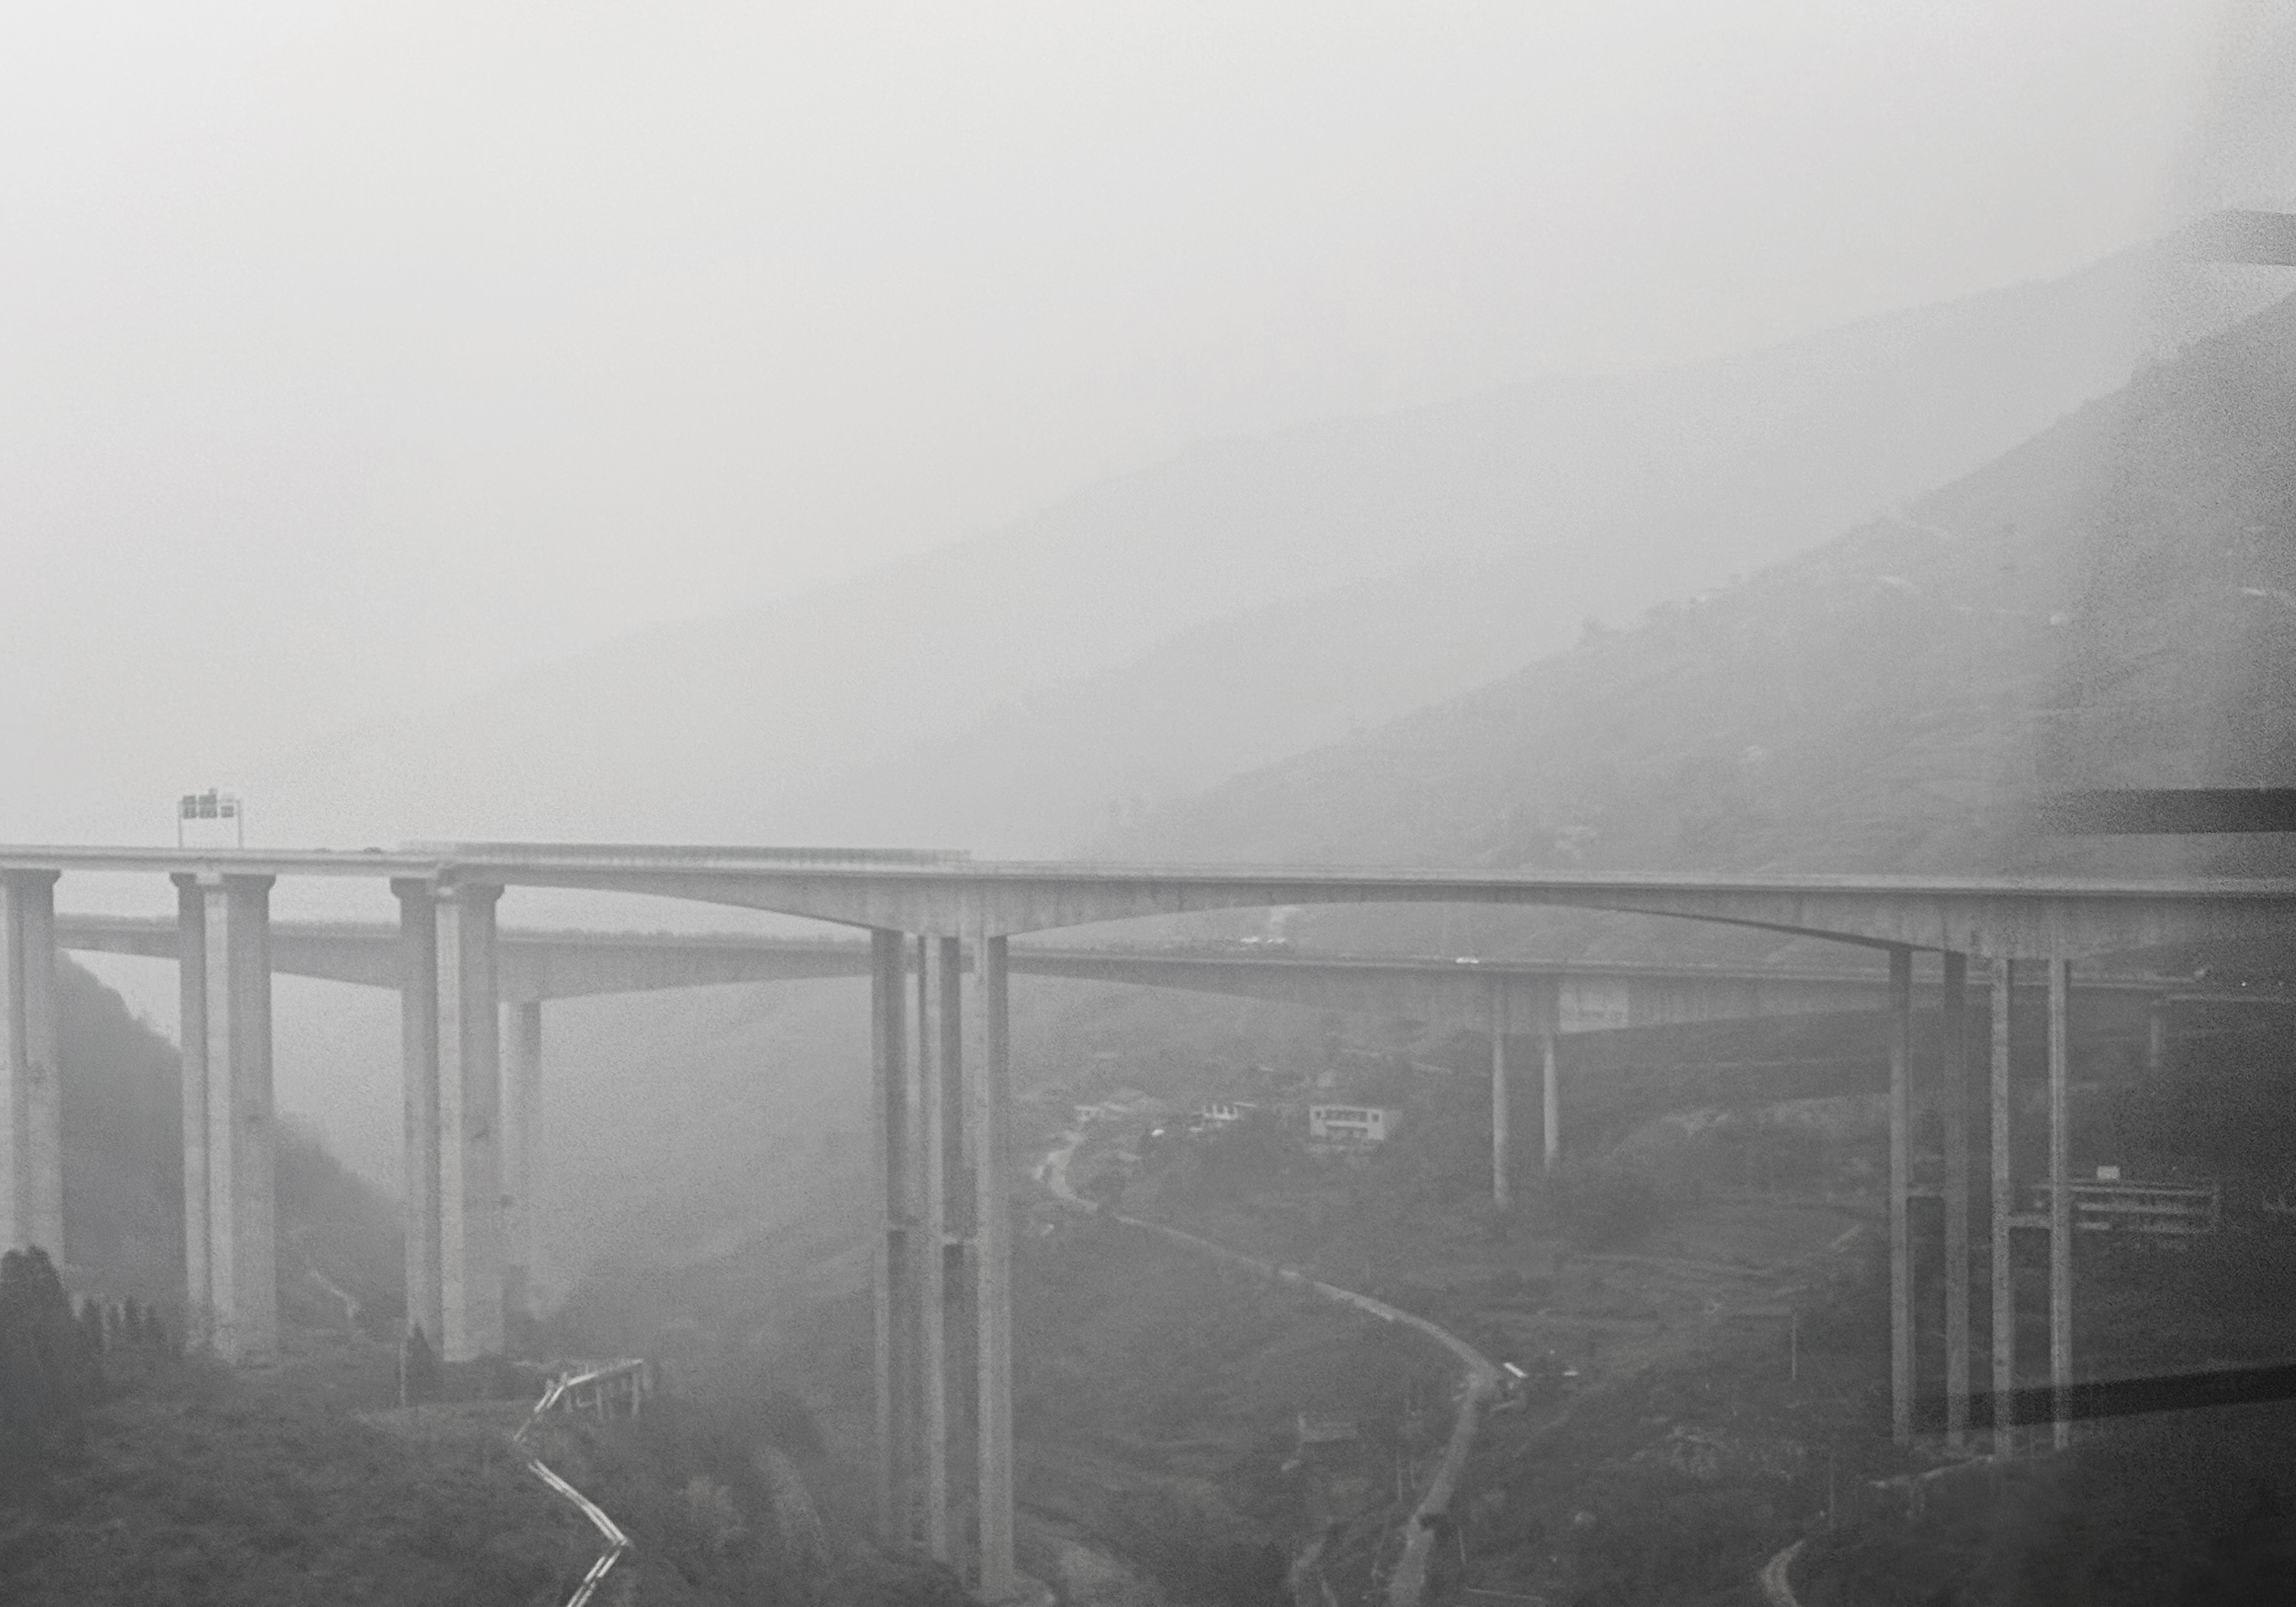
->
(513, 1358), (653, 1607)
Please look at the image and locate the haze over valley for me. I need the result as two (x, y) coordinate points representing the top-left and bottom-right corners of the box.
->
(11, 6), (2296, 1606)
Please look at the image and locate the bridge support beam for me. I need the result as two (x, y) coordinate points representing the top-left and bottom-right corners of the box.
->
(2047, 957), (2073, 1452)
(1990, 958), (2015, 1457)
(1489, 984), (1509, 1209)
(1887, 945), (1913, 1444)
(937, 937), (976, 1562)
(916, 938), (952, 1563)
(1541, 1027), (1559, 1173)
(502, 998), (542, 1320)
(393, 880), (444, 1350)
(2, 870), (63, 1261)
(188, 874), (278, 1363)
(1942, 950), (1971, 1448)
(872, 929), (917, 1548)
(437, 883), (504, 1362)
(967, 927), (1015, 1601)
(172, 877), (208, 1346)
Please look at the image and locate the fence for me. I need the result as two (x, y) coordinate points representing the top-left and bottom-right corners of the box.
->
(513, 1359), (653, 1607)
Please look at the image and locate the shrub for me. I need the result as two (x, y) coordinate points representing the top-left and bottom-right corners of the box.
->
(0, 1246), (100, 1479)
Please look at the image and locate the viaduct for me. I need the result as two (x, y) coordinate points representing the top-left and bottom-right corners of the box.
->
(50, 910), (2222, 1266)
(6, 842), (2296, 1599)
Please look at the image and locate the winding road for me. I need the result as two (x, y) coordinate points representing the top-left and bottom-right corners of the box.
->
(1757, 1538), (1805, 1607)
(1036, 1130), (1501, 1607)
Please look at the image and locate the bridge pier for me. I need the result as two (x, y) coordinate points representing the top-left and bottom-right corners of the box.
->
(502, 998), (543, 1320)
(938, 937), (979, 1567)
(2, 870), (63, 1261)
(173, 877), (208, 1345)
(966, 928), (1015, 1601)
(2047, 958), (2072, 1452)
(1990, 957), (2016, 1456)
(916, 937), (956, 1563)
(872, 929), (918, 1549)
(1541, 1024), (1559, 1173)
(394, 880), (445, 1349)
(1942, 951), (1971, 1448)
(1981, 956), (2077, 1455)
(1891, 949), (2021, 1451)
(437, 882), (506, 1362)
(182, 873), (279, 1363)
(1887, 946), (1913, 1443)
(1489, 984), (1509, 1208)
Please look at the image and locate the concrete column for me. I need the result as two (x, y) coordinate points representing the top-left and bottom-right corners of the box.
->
(1990, 957), (2016, 1457)
(172, 876), (210, 1347)
(870, 928), (914, 1547)
(1542, 1028), (1560, 1173)
(502, 998), (543, 1321)
(436, 882), (504, 1363)
(392, 879), (444, 1349)
(200, 874), (277, 1364)
(916, 938), (951, 1562)
(936, 938), (966, 1235)
(1887, 945), (1913, 1444)
(2047, 956), (2073, 1452)
(1489, 983), (1510, 1209)
(936, 936), (975, 1543)
(966, 925), (1015, 1601)
(1942, 950), (1971, 1449)
(1, 870), (63, 1261)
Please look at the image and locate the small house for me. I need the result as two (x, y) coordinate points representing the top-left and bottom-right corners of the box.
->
(1307, 1105), (1397, 1145)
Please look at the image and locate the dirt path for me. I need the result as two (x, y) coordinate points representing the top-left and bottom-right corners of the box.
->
(1758, 1538), (1805, 1607)
(1036, 1130), (1500, 1607)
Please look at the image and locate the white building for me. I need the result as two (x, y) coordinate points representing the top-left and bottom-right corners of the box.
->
(1190, 1099), (1256, 1131)
(1308, 1105), (1396, 1145)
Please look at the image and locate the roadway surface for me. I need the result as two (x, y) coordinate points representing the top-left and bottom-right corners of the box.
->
(17, 839), (2296, 954)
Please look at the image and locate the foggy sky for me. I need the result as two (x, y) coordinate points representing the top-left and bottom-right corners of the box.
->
(0, 0), (2268, 846)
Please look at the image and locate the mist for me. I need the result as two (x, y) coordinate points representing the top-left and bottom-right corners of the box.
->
(0, 1), (2245, 848)
(13, 6), (2296, 1606)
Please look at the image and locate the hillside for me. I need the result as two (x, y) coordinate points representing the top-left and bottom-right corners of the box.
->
(0, 1351), (587, 1605)
(58, 959), (403, 1336)
(260, 247), (2268, 857)
(1100, 290), (2296, 946)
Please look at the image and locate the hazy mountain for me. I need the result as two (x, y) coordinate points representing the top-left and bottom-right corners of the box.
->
(265, 245), (2270, 857)
(1097, 292), (2296, 956)
(501, 284), (2296, 1283)
(226, 247), (2286, 1213)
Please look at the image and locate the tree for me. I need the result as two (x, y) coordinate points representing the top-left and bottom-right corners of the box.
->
(0, 1248), (100, 1481)
(401, 1324), (444, 1406)
(76, 1296), (106, 1356)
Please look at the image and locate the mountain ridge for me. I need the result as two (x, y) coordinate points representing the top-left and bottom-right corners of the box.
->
(256, 245), (2269, 858)
(1089, 291), (2296, 972)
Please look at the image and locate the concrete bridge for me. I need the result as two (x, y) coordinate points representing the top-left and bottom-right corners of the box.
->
(8, 843), (2296, 1597)
(52, 910), (2218, 1231)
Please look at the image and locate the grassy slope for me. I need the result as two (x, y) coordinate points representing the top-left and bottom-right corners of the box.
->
(0, 1351), (587, 1606)
(1795, 1403), (2296, 1606)
(1104, 295), (2296, 939)
(1081, 1061), (1896, 1607)
(9, 965), (574, 1606)
(1017, 1208), (1457, 1607)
